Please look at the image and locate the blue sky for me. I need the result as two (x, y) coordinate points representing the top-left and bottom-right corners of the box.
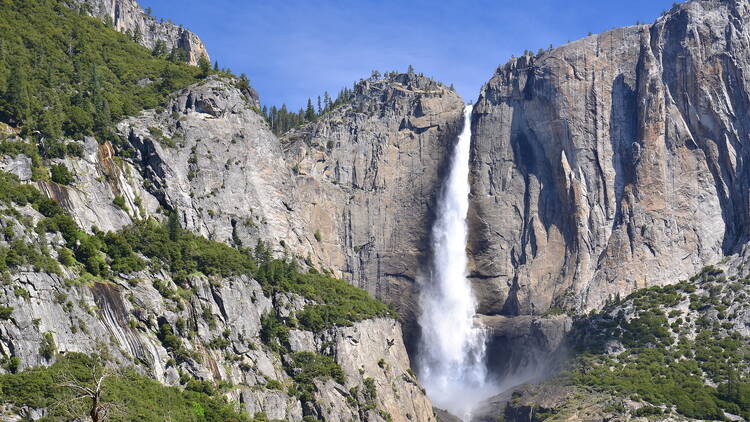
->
(144, 0), (675, 110)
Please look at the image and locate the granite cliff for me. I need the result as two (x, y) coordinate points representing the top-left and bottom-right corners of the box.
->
(467, 0), (750, 418)
(283, 72), (464, 331)
(470, 0), (750, 317)
(4, 0), (750, 420)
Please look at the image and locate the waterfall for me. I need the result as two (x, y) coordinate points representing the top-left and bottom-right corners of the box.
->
(417, 105), (495, 420)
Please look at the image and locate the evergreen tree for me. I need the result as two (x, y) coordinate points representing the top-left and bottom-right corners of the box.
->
(6, 61), (31, 124)
(213, 60), (219, 71)
(317, 96), (322, 114)
(158, 64), (178, 93)
(304, 98), (315, 121)
(152, 40), (167, 57)
(133, 27), (142, 43)
(89, 64), (111, 134)
(168, 47), (187, 63)
(270, 105), (278, 131)
(323, 91), (331, 112)
(167, 211), (181, 241)
(237, 73), (250, 92)
(38, 91), (63, 141)
(197, 55), (211, 78)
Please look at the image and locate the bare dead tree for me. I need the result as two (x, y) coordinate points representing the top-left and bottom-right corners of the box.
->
(53, 358), (123, 422)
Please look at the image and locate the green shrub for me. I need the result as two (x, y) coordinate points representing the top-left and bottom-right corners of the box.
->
(4, 356), (20, 373)
(118, 217), (257, 279)
(0, 306), (13, 319)
(13, 287), (30, 300)
(39, 332), (55, 360)
(260, 313), (289, 352)
(50, 164), (74, 185)
(286, 352), (345, 403)
(254, 256), (394, 330)
(265, 379), (283, 390)
(633, 406), (662, 417)
(113, 195), (127, 211)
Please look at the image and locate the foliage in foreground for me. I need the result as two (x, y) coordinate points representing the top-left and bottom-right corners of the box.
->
(0, 353), (248, 422)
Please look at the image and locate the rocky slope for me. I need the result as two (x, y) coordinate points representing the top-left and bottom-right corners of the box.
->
(0, 187), (434, 421)
(117, 76), (320, 260)
(0, 271), (432, 421)
(66, 0), (209, 65)
(475, 262), (750, 421)
(283, 73), (464, 330)
(469, 0), (750, 320)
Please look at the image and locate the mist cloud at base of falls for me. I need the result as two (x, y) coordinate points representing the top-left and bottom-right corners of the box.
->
(416, 104), (501, 420)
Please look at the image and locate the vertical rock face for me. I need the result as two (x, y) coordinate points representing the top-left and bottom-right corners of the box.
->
(283, 73), (464, 325)
(66, 0), (209, 65)
(470, 0), (750, 316)
(114, 76), (322, 262)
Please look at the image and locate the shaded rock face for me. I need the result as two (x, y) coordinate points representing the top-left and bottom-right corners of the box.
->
(469, 0), (750, 317)
(479, 314), (571, 381)
(66, 0), (209, 65)
(283, 73), (464, 330)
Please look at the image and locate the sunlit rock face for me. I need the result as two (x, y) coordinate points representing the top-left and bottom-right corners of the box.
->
(469, 0), (750, 317)
(283, 72), (464, 327)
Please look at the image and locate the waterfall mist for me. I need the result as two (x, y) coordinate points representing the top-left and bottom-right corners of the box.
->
(417, 105), (498, 420)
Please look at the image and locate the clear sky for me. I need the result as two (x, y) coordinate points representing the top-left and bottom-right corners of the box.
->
(143, 0), (675, 110)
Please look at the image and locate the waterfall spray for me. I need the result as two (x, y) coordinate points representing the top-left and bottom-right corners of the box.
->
(418, 105), (495, 420)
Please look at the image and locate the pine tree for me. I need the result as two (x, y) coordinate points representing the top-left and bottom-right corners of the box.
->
(167, 212), (181, 241)
(237, 73), (250, 92)
(152, 40), (167, 57)
(323, 91), (331, 111)
(304, 98), (315, 121)
(213, 60), (219, 72)
(317, 96), (322, 114)
(198, 55), (211, 78)
(133, 26), (142, 43)
(158, 64), (177, 93)
(6, 62), (31, 124)
(270, 105), (278, 132)
(38, 91), (63, 141)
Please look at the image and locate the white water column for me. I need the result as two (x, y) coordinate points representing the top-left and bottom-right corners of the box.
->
(417, 105), (496, 421)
